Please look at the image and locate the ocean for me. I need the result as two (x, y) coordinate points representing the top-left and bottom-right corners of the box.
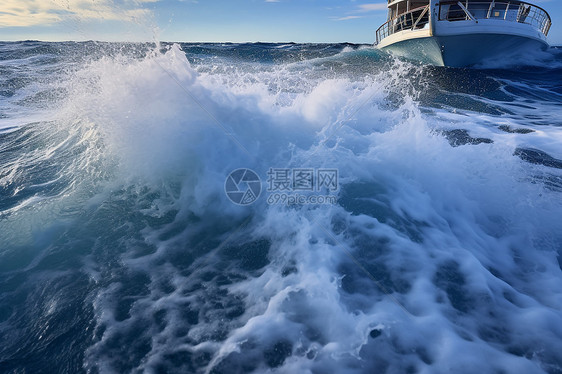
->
(0, 41), (561, 374)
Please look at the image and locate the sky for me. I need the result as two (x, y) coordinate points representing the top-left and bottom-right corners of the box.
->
(1, 0), (561, 45)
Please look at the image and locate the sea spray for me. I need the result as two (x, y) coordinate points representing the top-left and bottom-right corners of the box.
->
(0, 41), (561, 373)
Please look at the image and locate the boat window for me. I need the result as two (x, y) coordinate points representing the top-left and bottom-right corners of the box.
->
(447, 4), (467, 21)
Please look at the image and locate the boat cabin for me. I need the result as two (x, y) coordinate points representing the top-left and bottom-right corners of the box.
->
(377, 0), (551, 45)
(387, 0), (429, 21)
(385, 0), (431, 34)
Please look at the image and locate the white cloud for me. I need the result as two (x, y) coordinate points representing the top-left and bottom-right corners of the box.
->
(357, 3), (387, 13)
(0, 0), (154, 28)
(335, 15), (364, 21)
(331, 2), (386, 21)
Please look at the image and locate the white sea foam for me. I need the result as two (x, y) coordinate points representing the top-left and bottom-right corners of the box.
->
(2, 43), (560, 373)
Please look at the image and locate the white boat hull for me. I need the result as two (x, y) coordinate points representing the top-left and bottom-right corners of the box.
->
(380, 32), (548, 67)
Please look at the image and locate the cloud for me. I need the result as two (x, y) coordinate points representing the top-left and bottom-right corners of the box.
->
(331, 2), (386, 21)
(335, 16), (364, 21)
(0, 0), (154, 28)
(357, 3), (387, 13)
(265, 0), (280, 2)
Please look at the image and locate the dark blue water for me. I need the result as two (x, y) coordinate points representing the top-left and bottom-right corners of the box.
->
(1, 41), (561, 374)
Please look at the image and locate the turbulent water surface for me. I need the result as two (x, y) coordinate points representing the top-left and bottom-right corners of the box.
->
(1, 41), (562, 374)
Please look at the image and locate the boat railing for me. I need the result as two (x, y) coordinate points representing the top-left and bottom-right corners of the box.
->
(375, 5), (430, 45)
(437, 1), (551, 36)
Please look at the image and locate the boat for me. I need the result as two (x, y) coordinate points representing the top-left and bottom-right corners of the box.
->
(375, 0), (552, 67)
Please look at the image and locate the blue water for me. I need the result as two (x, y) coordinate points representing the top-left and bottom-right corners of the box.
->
(1, 41), (562, 374)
